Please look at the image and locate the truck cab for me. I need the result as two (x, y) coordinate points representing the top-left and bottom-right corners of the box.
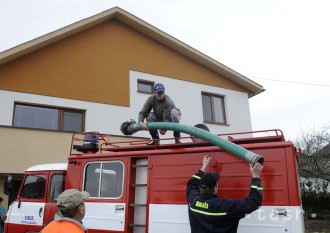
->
(5, 164), (66, 233)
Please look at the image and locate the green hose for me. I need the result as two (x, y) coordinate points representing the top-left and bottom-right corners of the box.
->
(122, 121), (264, 165)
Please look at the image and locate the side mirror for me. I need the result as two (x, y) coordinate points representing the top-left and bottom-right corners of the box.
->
(4, 174), (13, 195)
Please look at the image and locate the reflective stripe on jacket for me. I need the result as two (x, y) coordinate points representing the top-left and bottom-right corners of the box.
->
(186, 170), (263, 233)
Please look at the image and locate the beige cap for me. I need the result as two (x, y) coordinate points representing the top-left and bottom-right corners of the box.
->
(57, 189), (89, 211)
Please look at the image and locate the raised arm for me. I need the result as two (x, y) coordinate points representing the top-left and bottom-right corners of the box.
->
(186, 156), (211, 203)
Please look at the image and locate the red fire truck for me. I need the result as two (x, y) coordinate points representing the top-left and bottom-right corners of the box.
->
(4, 129), (304, 233)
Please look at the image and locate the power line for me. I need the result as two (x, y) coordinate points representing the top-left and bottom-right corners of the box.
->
(251, 77), (330, 87)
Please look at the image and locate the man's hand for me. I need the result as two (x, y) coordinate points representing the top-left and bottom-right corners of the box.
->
(250, 163), (263, 178)
(159, 129), (167, 135)
(139, 120), (148, 130)
(201, 155), (211, 172)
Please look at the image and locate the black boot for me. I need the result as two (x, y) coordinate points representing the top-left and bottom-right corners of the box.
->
(174, 131), (181, 144)
(147, 130), (159, 145)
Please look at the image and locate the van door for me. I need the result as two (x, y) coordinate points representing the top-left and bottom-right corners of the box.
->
(81, 158), (128, 233)
(6, 172), (48, 233)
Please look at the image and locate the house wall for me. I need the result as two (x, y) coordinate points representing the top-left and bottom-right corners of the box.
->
(0, 126), (143, 174)
(0, 69), (252, 139)
(0, 20), (248, 107)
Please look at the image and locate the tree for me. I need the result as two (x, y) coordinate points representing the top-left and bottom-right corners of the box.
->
(295, 126), (330, 182)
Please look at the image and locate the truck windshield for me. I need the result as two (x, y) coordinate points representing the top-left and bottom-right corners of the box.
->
(20, 175), (46, 199)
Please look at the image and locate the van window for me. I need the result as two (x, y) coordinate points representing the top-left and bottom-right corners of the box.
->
(84, 161), (124, 199)
(20, 175), (46, 199)
(49, 174), (66, 201)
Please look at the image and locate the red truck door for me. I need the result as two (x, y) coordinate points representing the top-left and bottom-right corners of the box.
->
(5, 170), (66, 233)
(43, 171), (67, 225)
(75, 157), (129, 233)
(6, 171), (48, 233)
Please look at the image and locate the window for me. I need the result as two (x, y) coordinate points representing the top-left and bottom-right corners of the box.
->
(202, 93), (226, 124)
(49, 174), (66, 201)
(20, 175), (46, 199)
(137, 80), (154, 94)
(84, 161), (124, 199)
(13, 103), (85, 132)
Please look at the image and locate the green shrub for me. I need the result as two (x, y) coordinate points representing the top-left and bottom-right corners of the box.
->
(301, 179), (330, 217)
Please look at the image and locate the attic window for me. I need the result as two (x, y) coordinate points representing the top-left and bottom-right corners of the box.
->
(137, 80), (154, 94)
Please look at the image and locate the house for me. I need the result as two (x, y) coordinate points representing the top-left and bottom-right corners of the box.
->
(0, 7), (264, 207)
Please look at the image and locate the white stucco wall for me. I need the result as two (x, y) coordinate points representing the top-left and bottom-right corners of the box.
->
(0, 70), (252, 139)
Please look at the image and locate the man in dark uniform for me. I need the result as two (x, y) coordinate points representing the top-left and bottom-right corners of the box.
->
(186, 155), (263, 233)
(139, 83), (181, 144)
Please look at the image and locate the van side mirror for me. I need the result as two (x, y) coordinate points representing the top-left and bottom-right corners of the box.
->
(4, 174), (13, 195)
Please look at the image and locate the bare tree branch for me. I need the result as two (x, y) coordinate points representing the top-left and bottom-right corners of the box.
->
(295, 126), (330, 182)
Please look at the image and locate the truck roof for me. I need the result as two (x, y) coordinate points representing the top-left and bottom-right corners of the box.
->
(26, 163), (68, 172)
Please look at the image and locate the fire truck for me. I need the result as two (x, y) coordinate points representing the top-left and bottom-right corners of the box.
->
(4, 129), (304, 233)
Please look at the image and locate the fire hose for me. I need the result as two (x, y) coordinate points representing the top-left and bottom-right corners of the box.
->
(120, 120), (264, 166)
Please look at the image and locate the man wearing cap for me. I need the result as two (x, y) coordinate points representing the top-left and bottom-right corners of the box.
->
(41, 189), (89, 233)
(139, 83), (181, 144)
(186, 155), (263, 233)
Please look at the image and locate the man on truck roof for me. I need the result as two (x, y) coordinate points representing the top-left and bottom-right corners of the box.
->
(41, 189), (89, 233)
(139, 83), (182, 145)
(186, 156), (263, 233)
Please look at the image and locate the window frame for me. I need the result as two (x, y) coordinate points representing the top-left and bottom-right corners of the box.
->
(201, 92), (227, 125)
(83, 161), (125, 199)
(12, 102), (86, 132)
(137, 79), (155, 94)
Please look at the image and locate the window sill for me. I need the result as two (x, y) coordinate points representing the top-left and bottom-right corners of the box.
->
(203, 121), (230, 126)
(6, 125), (83, 134)
(137, 90), (153, 95)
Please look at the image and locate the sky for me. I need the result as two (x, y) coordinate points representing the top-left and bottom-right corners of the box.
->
(1, 0), (329, 141)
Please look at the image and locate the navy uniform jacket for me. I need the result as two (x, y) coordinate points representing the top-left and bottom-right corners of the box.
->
(186, 170), (263, 233)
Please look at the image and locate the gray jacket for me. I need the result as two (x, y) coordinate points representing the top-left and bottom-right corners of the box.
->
(138, 95), (177, 123)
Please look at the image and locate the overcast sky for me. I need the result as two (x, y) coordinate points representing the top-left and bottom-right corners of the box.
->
(1, 0), (329, 141)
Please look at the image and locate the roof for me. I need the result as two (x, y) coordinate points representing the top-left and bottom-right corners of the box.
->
(0, 7), (264, 97)
(26, 163), (68, 172)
